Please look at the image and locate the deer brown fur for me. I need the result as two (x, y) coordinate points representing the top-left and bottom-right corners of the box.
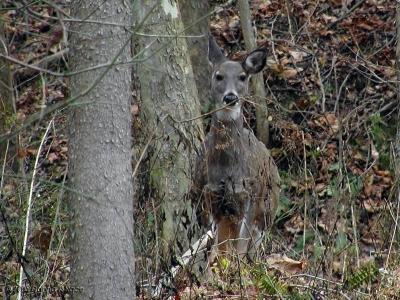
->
(192, 37), (280, 256)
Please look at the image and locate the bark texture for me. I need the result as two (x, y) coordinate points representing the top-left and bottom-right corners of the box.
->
(133, 1), (203, 259)
(179, 0), (211, 109)
(68, 1), (135, 299)
(237, 0), (269, 145)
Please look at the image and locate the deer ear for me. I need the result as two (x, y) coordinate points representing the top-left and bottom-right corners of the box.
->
(208, 35), (226, 66)
(242, 48), (267, 74)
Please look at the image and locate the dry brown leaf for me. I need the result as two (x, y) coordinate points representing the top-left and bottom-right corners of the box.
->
(329, 0), (344, 7)
(282, 68), (298, 79)
(363, 199), (386, 213)
(351, 150), (364, 161)
(332, 260), (343, 274)
(266, 254), (306, 275)
(380, 66), (396, 78)
(17, 148), (28, 158)
(269, 63), (285, 74)
(280, 57), (290, 66)
(289, 50), (307, 62)
(48, 152), (59, 163)
(30, 224), (52, 254)
(284, 215), (304, 234)
(370, 141), (379, 161)
(314, 113), (339, 135)
(315, 182), (326, 193)
(320, 29), (335, 36)
(3, 183), (16, 194)
(375, 169), (391, 177)
(322, 14), (338, 23)
(270, 63), (299, 79)
(131, 104), (139, 116)
(26, 148), (38, 156)
(363, 173), (374, 197)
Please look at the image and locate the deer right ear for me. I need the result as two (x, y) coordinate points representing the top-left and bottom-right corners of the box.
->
(208, 35), (226, 66)
(242, 48), (267, 74)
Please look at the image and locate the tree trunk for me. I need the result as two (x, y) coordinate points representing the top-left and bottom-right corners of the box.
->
(133, 1), (203, 260)
(237, 0), (269, 145)
(179, 0), (211, 110)
(68, 1), (135, 299)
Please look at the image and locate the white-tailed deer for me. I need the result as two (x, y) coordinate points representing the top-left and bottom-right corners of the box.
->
(192, 37), (280, 257)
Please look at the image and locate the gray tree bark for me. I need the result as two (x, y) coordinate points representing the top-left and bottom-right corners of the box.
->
(179, 0), (211, 110)
(238, 0), (269, 145)
(68, 0), (135, 299)
(133, 1), (203, 260)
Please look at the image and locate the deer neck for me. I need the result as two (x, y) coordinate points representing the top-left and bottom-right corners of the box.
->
(209, 113), (245, 163)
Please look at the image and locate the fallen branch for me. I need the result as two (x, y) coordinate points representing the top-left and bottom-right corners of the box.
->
(152, 230), (214, 298)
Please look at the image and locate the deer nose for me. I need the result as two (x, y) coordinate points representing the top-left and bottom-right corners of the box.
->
(223, 93), (239, 106)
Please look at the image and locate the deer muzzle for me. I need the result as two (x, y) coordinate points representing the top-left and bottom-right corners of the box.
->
(223, 93), (239, 106)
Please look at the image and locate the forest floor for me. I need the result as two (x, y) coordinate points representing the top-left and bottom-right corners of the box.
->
(1, 0), (399, 299)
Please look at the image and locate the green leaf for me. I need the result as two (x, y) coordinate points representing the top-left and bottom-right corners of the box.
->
(219, 257), (230, 271)
(335, 231), (348, 252)
(328, 162), (340, 171)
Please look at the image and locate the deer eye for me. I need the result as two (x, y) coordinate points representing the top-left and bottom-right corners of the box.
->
(215, 73), (224, 81)
(239, 74), (247, 81)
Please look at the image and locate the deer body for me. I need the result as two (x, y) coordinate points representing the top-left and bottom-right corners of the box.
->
(193, 37), (280, 256)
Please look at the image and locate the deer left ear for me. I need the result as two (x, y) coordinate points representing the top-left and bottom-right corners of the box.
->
(242, 48), (267, 74)
(208, 35), (226, 66)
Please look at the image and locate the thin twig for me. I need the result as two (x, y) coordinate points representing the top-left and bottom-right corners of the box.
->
(328, 0), (367, 28)
(334, 73), (350, 114)
(314, 54), (326, 112)
(304, 27), (326, 112)
(48, 167), (68, 254)
(386, 190), (400, 268)
(302, 131), (308, 257)
(132, 130), (156, 178)
(17, 118), (53, 300)
(13, 48), (69, 79)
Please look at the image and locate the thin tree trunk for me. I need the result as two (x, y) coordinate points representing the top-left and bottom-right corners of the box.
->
(133, 1), (203, 260)
(179, 0), (211, 110)
(68, 1), (135, 299)
(237, 0), (269, 145)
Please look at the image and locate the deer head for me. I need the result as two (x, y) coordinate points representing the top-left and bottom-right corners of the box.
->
(208, 36), (267, 122)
